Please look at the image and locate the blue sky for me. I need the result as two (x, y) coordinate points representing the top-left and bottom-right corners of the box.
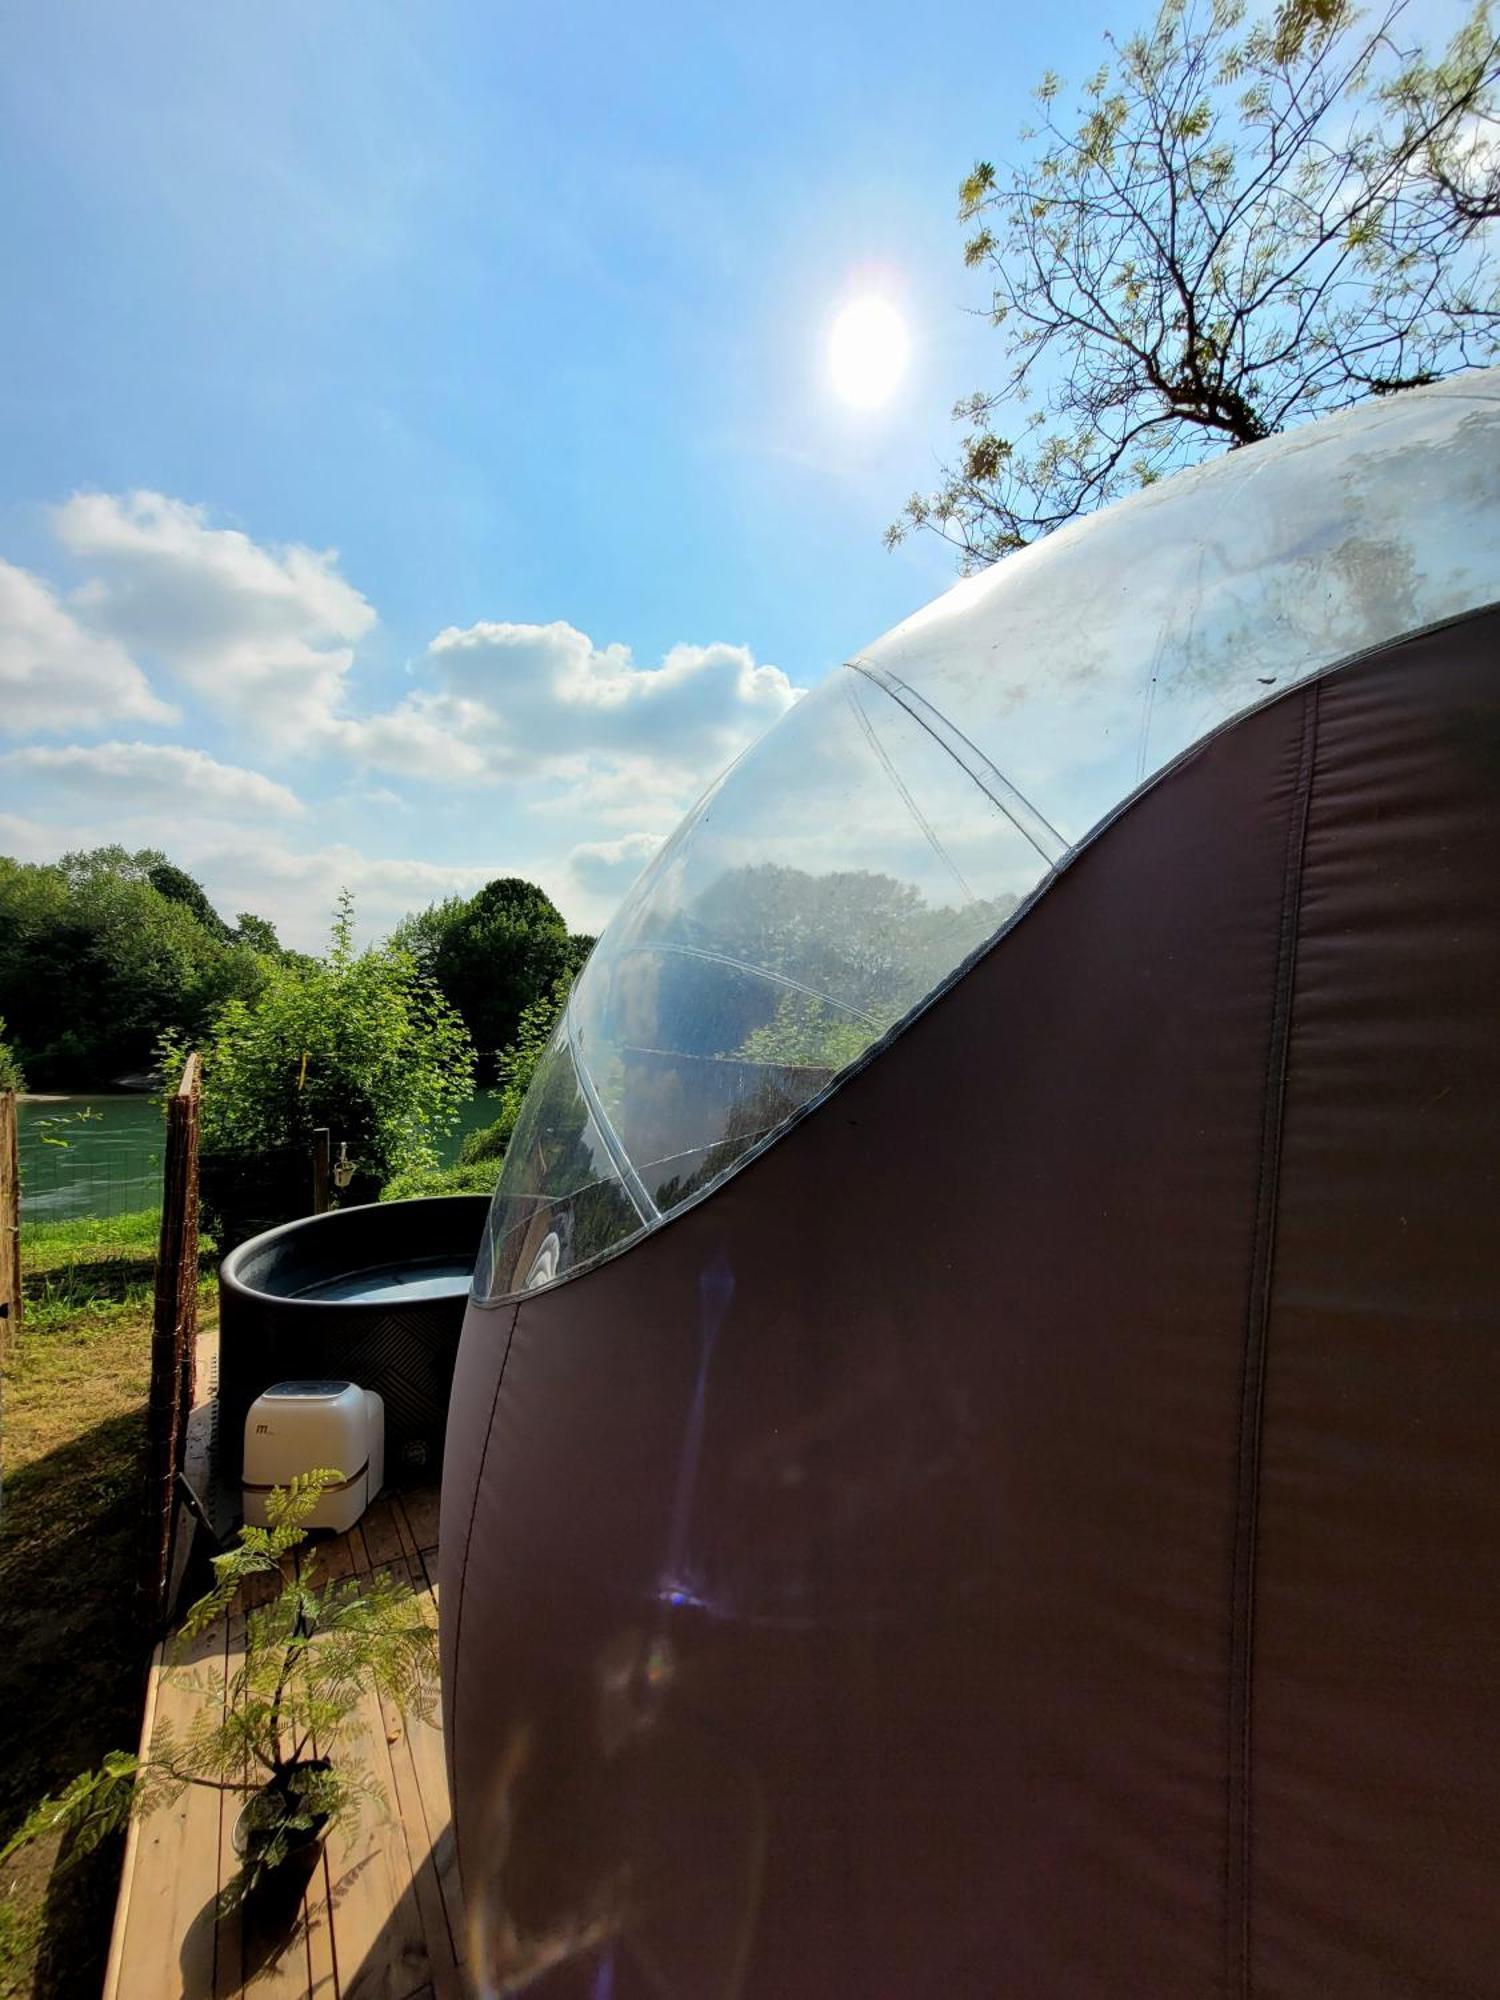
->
(0, 0), (1120, 945)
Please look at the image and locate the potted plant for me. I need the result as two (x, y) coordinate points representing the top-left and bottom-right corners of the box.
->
(2, 1470), (439, 1913)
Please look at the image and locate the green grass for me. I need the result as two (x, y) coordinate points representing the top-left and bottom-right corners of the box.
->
(20, 1208), (163, 1266)
(19, 1209), (163, 1321)
(1, 1216), (217, 1999)
(19, 1210), (218, 1330)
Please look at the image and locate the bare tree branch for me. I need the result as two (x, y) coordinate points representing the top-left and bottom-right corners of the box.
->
(892, 0), (1500, 569)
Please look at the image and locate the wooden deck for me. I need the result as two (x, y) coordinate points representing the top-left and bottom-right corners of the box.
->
(104, 1487), (468, 2000)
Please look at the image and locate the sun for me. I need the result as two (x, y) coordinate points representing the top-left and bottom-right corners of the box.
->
(828, 295), (909, 409)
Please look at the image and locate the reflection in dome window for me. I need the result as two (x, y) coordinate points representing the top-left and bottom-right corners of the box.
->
(476, 666), (1062, 1304)
(560, 666), (1059, 1222)
(569, 944), (881, 1211)
(474, 1032), (646, 1302)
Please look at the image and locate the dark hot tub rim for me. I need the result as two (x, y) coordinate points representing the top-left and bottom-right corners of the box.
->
(219, 1193), (492, 1312)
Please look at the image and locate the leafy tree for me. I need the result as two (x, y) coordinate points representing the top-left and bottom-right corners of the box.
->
(232, 912), (285, 957)
(146, 859), (233, 941)
(0, 1015), (24, 1093)
(736, 991), (877, 1071)
(392, 879), (592, 1080)
(691, 862), (1016, 1034)
(1381, 1), (1500, 228)
(890, 0), (1500, 570)
(169, 892), (474, 1208)
(386, 895), (467, 974)
(0, 848), (274, 1087)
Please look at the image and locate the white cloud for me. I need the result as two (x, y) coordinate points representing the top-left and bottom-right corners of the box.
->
(335, 784), (412, 815)
(542, 752), (716, 827)
(332, 693), (490, 784)
(0, 811), (55, 861)
(1, 489), (807, 941)
(432, 623), (795, 760)
(171, 838), (503, 950)
(338, 623), (798, 795)
(0, 557), (174, 734)
(568, 829), (664, 898)
(0, 741), (304, 819)
(38, 496), (795, 823)
(53, 490), (375, 744)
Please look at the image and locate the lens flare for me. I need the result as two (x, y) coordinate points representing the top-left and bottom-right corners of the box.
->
(828, 295), (909, 408)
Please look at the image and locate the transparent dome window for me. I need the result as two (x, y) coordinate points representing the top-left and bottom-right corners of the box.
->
(473, 1025), (644, 1302)
(476, 372), (1500, 1305)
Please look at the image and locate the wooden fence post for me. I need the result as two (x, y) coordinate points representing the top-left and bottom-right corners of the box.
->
(0, 1090), (18, 1361)
(1, 1091), (19, 1519)
(140, 1055), (202, 1629)
(311, 1126), (331, 1215)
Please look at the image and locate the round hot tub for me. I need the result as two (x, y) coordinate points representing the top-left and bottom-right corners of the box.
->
(218, 1194), (489, 1485)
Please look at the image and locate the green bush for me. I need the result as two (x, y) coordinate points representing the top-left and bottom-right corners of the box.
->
(167, 893), (474, 1227)
(379, 1158), (499, 1202)
(456, 1121), (507, 1166)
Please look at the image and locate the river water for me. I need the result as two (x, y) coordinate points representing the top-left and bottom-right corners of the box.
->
(16, 1091), (503, 1222)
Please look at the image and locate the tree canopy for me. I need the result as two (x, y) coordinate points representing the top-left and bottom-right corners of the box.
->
(0, 848), (281, 1089)
(392, 878), (593, 1080)
(0, 846), (592, 1095)
(145, 859), (234, 942)
(890, 0), (1500, 569)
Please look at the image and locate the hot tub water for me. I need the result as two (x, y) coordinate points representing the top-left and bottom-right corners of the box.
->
(297, 1256), (474, 1305)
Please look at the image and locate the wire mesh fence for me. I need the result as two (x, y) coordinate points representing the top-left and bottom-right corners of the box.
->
(15, 1095), (169, 1312)
(1, 1092), (18, 1350)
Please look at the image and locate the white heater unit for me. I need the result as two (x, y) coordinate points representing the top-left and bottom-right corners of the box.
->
(242, 1380), (384, 1533)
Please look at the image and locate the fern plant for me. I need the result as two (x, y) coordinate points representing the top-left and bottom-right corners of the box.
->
(1, 1471), (439, 1908)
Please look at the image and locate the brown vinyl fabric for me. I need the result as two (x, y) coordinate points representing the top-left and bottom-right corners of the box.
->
(1249, 623), (1500, 1996)
(441, 605), (1500, 1998)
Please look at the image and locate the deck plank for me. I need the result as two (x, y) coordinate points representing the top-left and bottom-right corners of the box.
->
(359, 1498), (406, 1570)
(396, 1575), (464, 1979)
(100, 1635), (166, 2000)
(109, 1614), (229, 2000)
(346, 1519), (375, 1579)
(110, 1490), (453, 2000)
(387, 1495), (420, 1565)
(213, 1608), (248, 2000)
(317, 1525), (360, 1585)
(234, 1892), (315, 1997)
(324, 1672), (432, 2000)
(304, 1845), (339, 1999)
(397, 1487), (440, 1562)
(374, 1557), (461, 2000)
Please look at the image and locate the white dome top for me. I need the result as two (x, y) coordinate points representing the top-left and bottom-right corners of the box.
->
(475, 370), (1500, 1304)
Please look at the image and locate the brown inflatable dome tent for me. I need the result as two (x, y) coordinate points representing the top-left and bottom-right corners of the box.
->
(442, 372), (1500, 1998)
